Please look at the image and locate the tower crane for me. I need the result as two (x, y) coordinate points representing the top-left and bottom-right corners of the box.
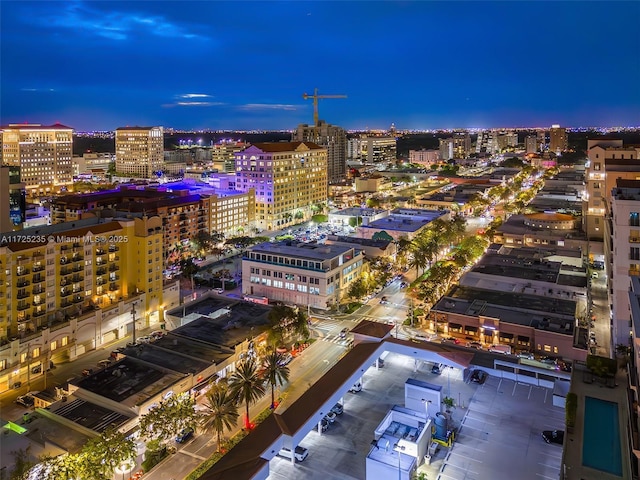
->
(302, 88), (347, 127)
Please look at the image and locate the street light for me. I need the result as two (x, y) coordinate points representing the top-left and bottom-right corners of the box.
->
(131, 302), (138, 344)
(393, 443), (406, 480)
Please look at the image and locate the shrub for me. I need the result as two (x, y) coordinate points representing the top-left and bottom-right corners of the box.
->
(565, 392), (577, 428)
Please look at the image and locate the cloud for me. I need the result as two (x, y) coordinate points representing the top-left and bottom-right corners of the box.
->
(38, 2), (207, 41)
(178, 94), (213, 99)
(238, 104), (299, 111)
(162, 102), (225, 108)
(20, 88), (56, 92)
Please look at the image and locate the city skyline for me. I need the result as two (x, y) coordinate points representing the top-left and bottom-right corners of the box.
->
(1, 1), (639, 131)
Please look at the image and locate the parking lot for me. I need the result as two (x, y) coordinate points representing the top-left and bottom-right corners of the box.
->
(267, 351), (564, 480)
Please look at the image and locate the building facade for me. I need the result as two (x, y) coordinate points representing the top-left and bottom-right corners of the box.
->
(0, 123), (73, 192)
(115, 126), (164, 177)
(549, 125), (568, 153)
(584, 139), (640, 240)
(0, 166), (26, 231)
(408, 149), (440, 167)
(234, 142), (328, 230)
(243, 241), (364, 310)
(293, 121), (347, 184)
(211, 141), (249, 173)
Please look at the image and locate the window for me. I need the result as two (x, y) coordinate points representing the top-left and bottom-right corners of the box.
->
(20, 352), (28, 363)
(631, 247), (640, 261)
(61, 336), (69, 347)
(32, 347), (40, 358)
(50, 340), (57, 351)
(631, 212), (640, 227)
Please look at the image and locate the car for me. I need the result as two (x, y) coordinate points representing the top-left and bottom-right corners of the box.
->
(278, 446), (309, 462)
(214, 288), (224, 294)
(542, 430), (564, 445)
(540, 356), (557, 365)
(441, 337), (460, 345)
(31, 365), (42, 374)
(16, 394), (35, 408)
(466, 341), (483, 350)
(150, 330), (166, 339)
(330, 403), (344, 415)
(339, 328), (349, 339)
(277, 353), (293, 366)
(136, 336), (152, 344)
(324, 411), (337, 423)
(82, 368), (94, 376)
(380, 296), (388, 305)
(175, 427), (194, 443)
(591, 272), (598, 279)
(400, 282), (408, 288)
(431, 363), (443, 374)
(349, 382), (362, 393)
(516, 351), (534, 360)
(470, 370), (488, 384)
(372, 357), (384, 367)
(97, 359), (112, 368)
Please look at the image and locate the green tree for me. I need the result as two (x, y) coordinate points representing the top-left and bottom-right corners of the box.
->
(199, 382), (239, 451)
(346, 277), (368, 300)
(9, 448), (36, 480)
(138, 392), (198, 443)
(260, 350), (290, 409)
(80, 426), (136, 480)
(267, 305), (309, 347)
(180, 257), (199, 278)
(29, 453), (82, 480)
(229, 358), (266, 430)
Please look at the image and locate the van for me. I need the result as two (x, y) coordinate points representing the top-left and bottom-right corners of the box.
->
(489, 344), (512, 355)
(278, 446), (309, 462)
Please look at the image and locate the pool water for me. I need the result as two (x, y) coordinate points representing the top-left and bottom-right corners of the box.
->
(582, 396), (623, 476)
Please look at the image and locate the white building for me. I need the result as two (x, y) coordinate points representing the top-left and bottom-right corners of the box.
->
(242, 241), (364, 310)
(115, 126), (164, 178)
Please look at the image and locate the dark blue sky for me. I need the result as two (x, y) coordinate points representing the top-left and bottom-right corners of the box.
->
(2, 1), (639, 131)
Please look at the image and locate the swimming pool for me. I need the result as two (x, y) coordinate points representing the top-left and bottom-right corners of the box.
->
(582, 396), (623, 476)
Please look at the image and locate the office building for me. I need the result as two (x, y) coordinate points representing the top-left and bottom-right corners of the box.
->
(0, 123), (73, 192)
(408, 149), (440, 168)
(549, 125), (568, 153)
(525, 135), (538, 154)
(234, 142), (327, 231)
(584, 139), (640, 241)
(242, 240), (364, 310)
(293, 121), (347, 183)
(361, 136), (397, 165)
(211, 140), (249, 173)
(115, 126), (164, 177)
(0, 166), (26, 231)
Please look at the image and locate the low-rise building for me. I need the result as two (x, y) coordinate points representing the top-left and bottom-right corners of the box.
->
(242, 241), (365, 310)
(357, 209), (450, 242)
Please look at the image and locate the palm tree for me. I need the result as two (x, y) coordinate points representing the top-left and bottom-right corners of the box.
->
(229, 358), (266, 430)
(260, 351), (290, 409)
(200, 382), (239, 451)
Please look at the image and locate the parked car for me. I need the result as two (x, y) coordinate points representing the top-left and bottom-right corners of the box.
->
(380, 296), (388, 305)
(16, 394), (35, 408)
(277, 353), (293, 366)
(441, 337), (460, 345)
(540, 356), (557, 365)
(278, 446), (309, 462)
(431, 363), (443, 375)
(470, 370), (488, 384)
(542, 430), (564, 445)
(324, 412), (337, 423)
(339, 328), (349, 339)
(97, 359), (112, 368)
(330, 403), (344, 415)
(466, 341), (483, 350)
(175, 427), (194, 443)
(82, 368), (94, 376)
(319, 418), (329, 432)
(372, 357), (384, 367)
(214, 288), (224, 294)
(517, 351), (534, 360)
(349, 382), (362, 393)
(150, 330), (166, 340)
(136, 336), (152, 344)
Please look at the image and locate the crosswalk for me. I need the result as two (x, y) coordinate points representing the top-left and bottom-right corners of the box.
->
(310, 317), (354, 347)
(321, 335), (353, 347)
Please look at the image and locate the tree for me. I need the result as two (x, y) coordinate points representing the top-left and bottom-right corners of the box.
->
(267, 305), (309, 347)
(199, 382), (239, 451)
(346, 277), (368, 300)
(80, 426), (136, 480)
(28, 453), (82, 480)
(260, 350), (290, 409)
(138, 392), (199, 443)
(229, 358), (266, 430)
(180, 257), (199, 278)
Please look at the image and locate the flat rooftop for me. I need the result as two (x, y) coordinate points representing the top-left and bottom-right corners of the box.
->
(121, 339), (215, 373)
(248, 241), (357, 260)
(362, 210), (446, 233)
(329, 207), (386, 217)
(433, 285), (576, 333)
(496, 214), (587, 240)
(49, 396), (133, 433)
(74, 357), (184, 407)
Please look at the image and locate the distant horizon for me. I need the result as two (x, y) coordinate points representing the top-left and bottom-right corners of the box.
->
(2, 1), (638, 131)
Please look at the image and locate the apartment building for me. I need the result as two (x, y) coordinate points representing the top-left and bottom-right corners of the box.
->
(234, 142), (328, 231)
(212, 140), (249, 173)
(525, 135), (538, 154)
(115, 126), (164, 177)
(0, 166), (26, 231)
(608, 180), (640, 346)
(0, 123), (73, 192)
(584, 139), (640, 241)
(439, 133), (472, 160)
(242, 241), (364, 310)
(293, 121), (347, 183)
(0, 216), (166, 392)
(408, 149), (440, 168)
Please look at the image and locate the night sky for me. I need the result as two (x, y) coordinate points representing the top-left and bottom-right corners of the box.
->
(2, 1), (639, 131)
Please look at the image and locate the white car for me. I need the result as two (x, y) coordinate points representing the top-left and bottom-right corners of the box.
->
(349, 382), (362, 393)
(214, 288), (224, 294)
(136, 336), (152, 344)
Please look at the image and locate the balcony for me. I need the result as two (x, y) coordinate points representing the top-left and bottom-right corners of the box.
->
(32, 275), (44, 284)
(96, 248), (106, 255)
(107, 256), (120, 263)
(60, 300), (72, 308)
(17, 290), (30, 299)
(109, 275), (120, 282)
(71, 275), (83, 283)
(108, 265), (119, 272)
(108, 246), (119, 253)
(33, 310), (46, 318)
(108, 283), (118, 292)
(60, 289), (72, 298)
(630, 237), (640, 243)
(16, 280), (30, 288)
(17, 256), (31, 266)
(60, 268), (73, 276)
(16, 268), (30, 277)
(72, 296), (83, 304)
(95, 259), (104, 266)
(17, 314), (31, 322)
(60, 245), (69, 251)
(32, 252), (44, 261)
(96, 267), (107, 276)
(17, 303), (31, 311)
(32, 265), (44, 273)
(71, 255), (83, 262)
(59, 257), (69, 265)
(72, 265), (83, 273)
(96, 279), (105, 286)
(32, 287), (44, 295)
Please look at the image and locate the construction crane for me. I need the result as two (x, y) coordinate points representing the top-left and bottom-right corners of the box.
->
(302, 88), (347, 127)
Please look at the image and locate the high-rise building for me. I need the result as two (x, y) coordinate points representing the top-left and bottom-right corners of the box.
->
(0, 123), (73, 192)
(293, 121), (347, 183)
(609, 179), (640, 346)
(115, 126), (164, 177)
(584, 139), (640, 240)
(359, 136), (397, 165)
(0, 166), (26, 231)
(439, 133), (472, 161)
(525, 135), (538, 154)
(549, 125), (568, 153)
(234, 142), (327, 231)
(211, 140), (249, 173)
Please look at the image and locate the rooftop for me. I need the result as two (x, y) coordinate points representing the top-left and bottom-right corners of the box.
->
(49, 396), (133, 433)
(329, 207), (386, 217)
(362, 210), (447, 233)
(247, 240), (357, 261)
